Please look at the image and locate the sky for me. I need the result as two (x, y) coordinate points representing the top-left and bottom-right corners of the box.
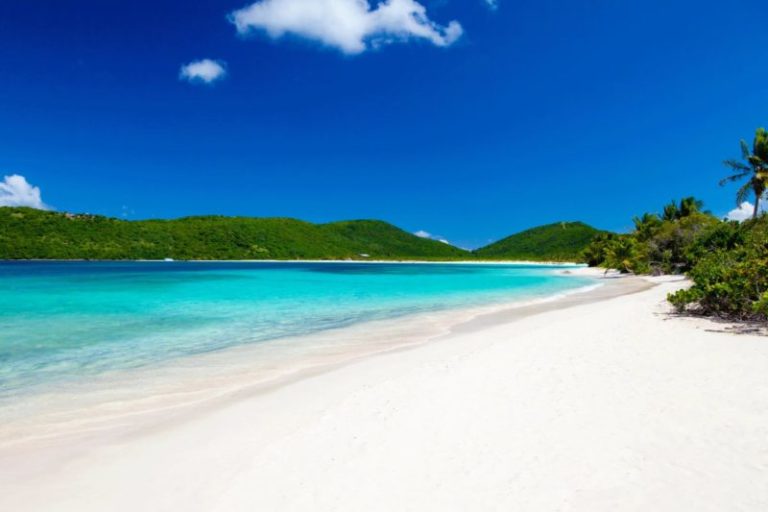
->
(0, 0), (767, 249)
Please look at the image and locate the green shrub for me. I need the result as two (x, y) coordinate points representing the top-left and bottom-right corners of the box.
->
(668, 217), (768, 321)
(600, 235), (650, 274)
(582, 199), (717, 275)
(683, 220), (745, 266)
(582, 232), (618, 267)
(645, 212), (718, 273)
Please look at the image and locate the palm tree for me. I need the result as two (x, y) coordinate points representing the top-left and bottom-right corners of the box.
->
(661, 197), (704, 221)
(604, 236), (638, 274)
(632, 213), (662, 241)
(721, 127), (768, 219)
(662, 200), (680, 222)
(678, 196), (704, 218)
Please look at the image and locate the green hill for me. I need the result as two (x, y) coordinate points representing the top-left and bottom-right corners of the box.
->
(0, 207), (470, 261)
(474, 221), (605, 262)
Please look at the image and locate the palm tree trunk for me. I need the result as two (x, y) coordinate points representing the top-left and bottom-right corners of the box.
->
(755, 192), (761, 219)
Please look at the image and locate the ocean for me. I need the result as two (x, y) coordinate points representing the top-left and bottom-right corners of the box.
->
(0, 261), (595, 423)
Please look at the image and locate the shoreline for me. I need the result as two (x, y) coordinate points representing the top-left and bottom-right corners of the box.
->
(1, 259), (588, 265)
(3, 273), (766, 511)
(0, 268), (607, 449)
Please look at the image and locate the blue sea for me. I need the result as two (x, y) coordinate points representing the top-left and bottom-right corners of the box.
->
(0, 262), (594, 407)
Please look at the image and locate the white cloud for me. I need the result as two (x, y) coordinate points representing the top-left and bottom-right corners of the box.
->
(0, 174), (50, 210)
(484, 0), (498, 10)
(179, 59), (227, 84)
(414, 229), (451, 245)
(229, 0), (463, 55)
(726, 199), (765, 222)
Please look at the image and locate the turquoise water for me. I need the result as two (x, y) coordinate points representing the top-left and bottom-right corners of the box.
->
(0, 262), (593, 401)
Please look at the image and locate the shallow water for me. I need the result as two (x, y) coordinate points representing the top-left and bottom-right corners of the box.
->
(0, 261), (592, 404)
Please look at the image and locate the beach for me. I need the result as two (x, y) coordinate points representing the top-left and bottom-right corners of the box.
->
(5, 1), (766, 510)
(1, 273), (767, 511)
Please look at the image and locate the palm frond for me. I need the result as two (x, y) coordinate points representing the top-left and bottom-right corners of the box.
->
(736, 182), (753, 205)
(678, 196), (703, 217)
(662, 201), (679, 221)
(719, 169), (751, 186)
(723, 159), (751, 172)
(741, 139), (751, 160)
(754, 128), (768, 160)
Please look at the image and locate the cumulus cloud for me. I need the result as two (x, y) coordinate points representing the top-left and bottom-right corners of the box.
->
(179, 59), (227, 84)
(0, 174), (50, 210)
(229, 0), (463, 54)
(726, 199), (765, 222)
(414, 229), (451, 245)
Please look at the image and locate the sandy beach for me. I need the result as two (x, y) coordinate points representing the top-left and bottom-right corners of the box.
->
(1, 274), (766, 511)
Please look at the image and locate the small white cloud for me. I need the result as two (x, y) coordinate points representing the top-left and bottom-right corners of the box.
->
(484, 0), (498, 10)
(726, 199), (765, 222)
(414, 229), (451, 245)
(0, 174), (50, 210)
(179, 59), (227, 84)
(229, 0), (463, 55)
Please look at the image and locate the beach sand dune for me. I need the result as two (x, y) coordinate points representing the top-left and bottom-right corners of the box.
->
(1, 279), (766, 511)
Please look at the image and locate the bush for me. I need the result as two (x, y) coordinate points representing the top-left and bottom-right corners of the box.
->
(668, 217), (768, 321)
(683, 220), (745, 264)
(582, 199), (717, 275)
(583, 197), (768, 321)
(582, 232), (618, 267)
(603, 236), (650, 274)
(645, 212), (718, 273)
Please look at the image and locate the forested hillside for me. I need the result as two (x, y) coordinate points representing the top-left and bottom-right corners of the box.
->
(0, 208), (470, 261)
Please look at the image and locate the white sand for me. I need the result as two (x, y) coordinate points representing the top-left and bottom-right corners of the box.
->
(1, 278), (767, 511)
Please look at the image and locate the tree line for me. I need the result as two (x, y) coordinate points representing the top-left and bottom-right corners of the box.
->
(583, 127), (768, 322)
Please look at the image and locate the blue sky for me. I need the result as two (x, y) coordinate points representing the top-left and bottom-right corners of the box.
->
(0, 0), (766, 248)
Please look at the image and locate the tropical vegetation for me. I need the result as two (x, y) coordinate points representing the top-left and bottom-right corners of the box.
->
(667, 216), (768, 321)
(0, 208), (470, 261)
(0, 207), (609, 263)
(720, 127), (768, 219)
(583, 127), (768, 322)
(474, 221), (604, 262)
